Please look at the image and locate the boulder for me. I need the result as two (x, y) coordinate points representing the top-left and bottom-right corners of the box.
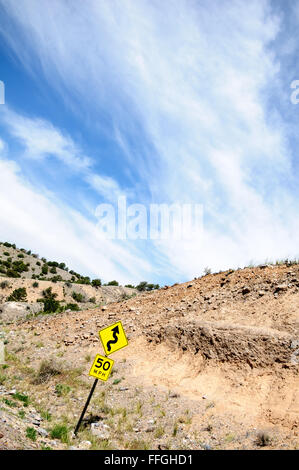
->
(0, 302), (44, 322)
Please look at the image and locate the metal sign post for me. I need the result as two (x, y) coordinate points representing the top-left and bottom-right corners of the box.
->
(74, 378), (98, 435)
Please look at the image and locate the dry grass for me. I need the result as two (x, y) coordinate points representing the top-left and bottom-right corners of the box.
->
(33, 359), (63, 384)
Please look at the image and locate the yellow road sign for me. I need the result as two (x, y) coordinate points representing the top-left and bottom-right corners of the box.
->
(89, 354), (114, 381)
(99, 321), (128, 356)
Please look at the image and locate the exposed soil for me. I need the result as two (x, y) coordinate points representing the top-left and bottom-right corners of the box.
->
(0, 264), (298, 450)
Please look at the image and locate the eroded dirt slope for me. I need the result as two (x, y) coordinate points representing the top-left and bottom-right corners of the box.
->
(0, 264), (298, 450)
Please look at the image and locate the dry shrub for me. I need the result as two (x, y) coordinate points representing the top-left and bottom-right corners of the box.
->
(256, 431), (271, 447)
(33, 359), (63, 384)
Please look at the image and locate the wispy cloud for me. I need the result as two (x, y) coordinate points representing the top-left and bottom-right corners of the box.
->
(0, 0), (298, 281)
(1, 106), (92, 170)
(0, 153), (153, 283)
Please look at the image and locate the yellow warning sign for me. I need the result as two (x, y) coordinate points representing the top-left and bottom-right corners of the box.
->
(89, 354), (114, 381)
(99, 321), (128, 356)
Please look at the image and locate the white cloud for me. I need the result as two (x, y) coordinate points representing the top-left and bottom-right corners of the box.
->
(0, 0), (298, 279)
(0, 155), (153, 283)
(1, 107), (92, 170)
(85, 173), (132, 204)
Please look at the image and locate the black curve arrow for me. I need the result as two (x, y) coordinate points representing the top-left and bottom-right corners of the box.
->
(106, 326), (120, 352)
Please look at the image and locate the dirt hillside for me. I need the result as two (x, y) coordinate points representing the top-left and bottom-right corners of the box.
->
(0, 264), (298, 450)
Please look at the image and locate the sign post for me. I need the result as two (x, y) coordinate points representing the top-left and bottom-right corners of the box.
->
(74, 378), (98, 435)
(74, 321), (128, 436)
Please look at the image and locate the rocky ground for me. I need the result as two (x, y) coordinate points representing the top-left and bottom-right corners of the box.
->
(0, 263), (298, 450)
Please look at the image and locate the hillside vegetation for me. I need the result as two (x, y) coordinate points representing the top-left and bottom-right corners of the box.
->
(0, 242), (145, 318)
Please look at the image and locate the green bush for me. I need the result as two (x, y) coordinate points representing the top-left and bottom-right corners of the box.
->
(92, 279), (102, 287)
(107, 280), (119, 286)
(76, 276), (91, 285)
(42, 264), (48, 275)
(7, 287), (27, 301)
(135, 281), (159, 291)
(32, 281), (39, 288)
(51, 275), (63, 283)
(41, 287), (60, 313)
(65, 303), (80, 311)
(55, 383), (71, 397)
(13, 392), (29, 407)
(50, 424), (69, 443)
(43, 297), (60, 313)
(11, 260), (28, 273)
(6, 270), (20, 278)
(26, 427), (37, 441)
(3, 242), (16, 249)
(72, 291), (85, 303)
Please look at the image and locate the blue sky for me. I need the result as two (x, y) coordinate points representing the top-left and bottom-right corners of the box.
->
(0, 0), (299, 285)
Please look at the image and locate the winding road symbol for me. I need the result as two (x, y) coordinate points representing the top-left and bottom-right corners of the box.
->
(99, 321), (128, 355)
(106, 325), (120, 352)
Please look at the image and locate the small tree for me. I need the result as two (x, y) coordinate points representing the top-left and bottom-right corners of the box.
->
(92, 279), (102, 287)
(107, 280), (119, 286)
(41, 264), (48, 275)
(136, 281), (148, 292)
(41, 287), (59, 313)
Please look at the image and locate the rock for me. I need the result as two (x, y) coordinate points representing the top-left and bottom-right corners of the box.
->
(90, 422), (110, 439)
(169, 392), (179, 398)
(145, 426), (155, 433)
(119, 387), (129, 391)
(158, 444), (169, 450)
(78, 440), (92, 449)
(274, 284), (288, 294)
(0, 433), (3, 439)
(133, 427), (141, 433)
(242, 287), (250, 295)
(202, 444), (212, 450)
(37, 428), (48, 438)
(0, 302), (44, 322)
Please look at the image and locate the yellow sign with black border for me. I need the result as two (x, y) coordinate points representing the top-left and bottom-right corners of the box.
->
(99, 321), (128, 356)
(89, 354), (114, 381)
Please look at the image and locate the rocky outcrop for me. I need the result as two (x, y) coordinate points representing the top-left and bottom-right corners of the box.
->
(146, 319), (298, 368)
(0, 302), (43, 322)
